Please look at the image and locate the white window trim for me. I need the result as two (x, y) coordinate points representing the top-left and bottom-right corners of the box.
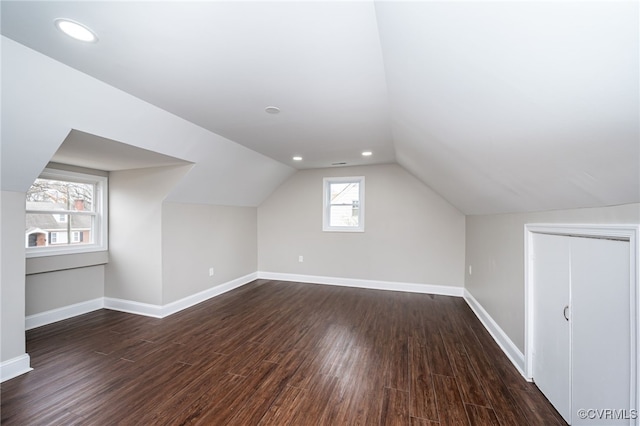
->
(323, 176), (365, 232)
(26, 168), (108, 258)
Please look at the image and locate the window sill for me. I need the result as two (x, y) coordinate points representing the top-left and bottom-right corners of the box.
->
(26, 250), (109, 275)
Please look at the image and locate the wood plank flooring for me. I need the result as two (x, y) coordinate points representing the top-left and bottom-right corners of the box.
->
(1, 280), (566, 425)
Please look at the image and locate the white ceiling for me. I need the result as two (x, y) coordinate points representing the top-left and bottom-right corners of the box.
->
(1, 1), (638, 214)
(53, 130), (192, 171)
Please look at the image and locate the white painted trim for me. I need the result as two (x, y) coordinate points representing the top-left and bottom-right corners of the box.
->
(26, 168), (108, 258)
(14, 274), (257, 381)
(23, 274), (258, 329)
(104, 272), (259, 318)
(463, 289), (527, 378)
(257, 271), (464, 297)
(322, 176), (365, 233)
(25, 298), (104, 330)
(0, 354), (32, 383)
(103, 297), (164, 318)
(524, 223), (639, 423)
(161, 272), (258, 317)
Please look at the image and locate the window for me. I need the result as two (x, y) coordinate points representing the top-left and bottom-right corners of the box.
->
(323, 176), (365, 232)
(25, 168), (108, 257)
(71, 231), (83, 243)
(50, 232), (60, 244)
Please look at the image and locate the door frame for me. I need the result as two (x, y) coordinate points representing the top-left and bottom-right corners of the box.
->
(524, 224), (639, 423)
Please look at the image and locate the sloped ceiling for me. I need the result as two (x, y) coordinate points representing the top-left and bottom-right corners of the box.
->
(376, 1), (639, 214)
(53, 130), (192, 171)
(1, 1), (638, 214)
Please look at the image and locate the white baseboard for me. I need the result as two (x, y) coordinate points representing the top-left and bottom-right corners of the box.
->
(26, 273), (460, 326)
(1, 354), (32, 383)
(103, 297), (164, 318)
(26, 298), (104, 330)
(162, 272), (258, 317)
(104, 272), (258, 318)
(26, 273), (258, 327)
(463, 289), (527, 379)
(257, 271), (464, 297)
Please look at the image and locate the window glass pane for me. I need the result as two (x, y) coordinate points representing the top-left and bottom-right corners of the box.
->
(330, 182), (359, 205)
(26, 213), (93, 248)
(50, 231), (68, 245)
(26, 232), (47, 247)
(70, 215), (92, 245)
(26, 178), (94, 212)
(329, 205), (360, 227)
(329, 181), (360, 227)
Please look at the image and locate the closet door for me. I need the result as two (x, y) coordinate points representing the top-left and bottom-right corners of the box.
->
(532, 233), (572, 423)
(532, 232), (632, 425)
(571, 236), (630, 425)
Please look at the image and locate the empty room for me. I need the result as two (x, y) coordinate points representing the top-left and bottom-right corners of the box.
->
(1, 1), (638, 425)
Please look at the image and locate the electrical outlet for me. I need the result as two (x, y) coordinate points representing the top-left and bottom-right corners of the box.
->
(209, 267), (214, 276)
(298, 255), (304, 263)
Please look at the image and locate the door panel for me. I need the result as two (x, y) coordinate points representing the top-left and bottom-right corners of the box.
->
(571, 237), (630, 425)
(532, 233), (572, 423)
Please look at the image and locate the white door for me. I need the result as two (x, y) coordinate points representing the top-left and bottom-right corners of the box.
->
(532, 232), (631, 425)
(532, 233), (572, 423)
(571, 236), (630, 426)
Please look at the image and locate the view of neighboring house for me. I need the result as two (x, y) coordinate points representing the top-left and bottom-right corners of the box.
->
(25, 199), (91, 248)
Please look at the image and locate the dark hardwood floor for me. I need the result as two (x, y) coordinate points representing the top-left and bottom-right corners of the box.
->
(1, 280), (566, 425)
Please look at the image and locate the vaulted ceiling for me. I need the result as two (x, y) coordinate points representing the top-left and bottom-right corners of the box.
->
(2, 1), (638, 214)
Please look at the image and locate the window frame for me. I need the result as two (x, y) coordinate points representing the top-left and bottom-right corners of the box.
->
(26, 167), (108, 258)
(322, 176), (365, 233)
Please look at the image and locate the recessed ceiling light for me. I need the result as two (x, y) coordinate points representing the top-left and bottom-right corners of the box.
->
(265, 106), (280, 114)
(55, 18), (98, 43)
(292, 156), (303, 161)
(362, 151), (373, 157)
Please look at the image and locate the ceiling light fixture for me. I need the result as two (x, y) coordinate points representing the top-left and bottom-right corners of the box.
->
(265, 106), (280, 114)
(362, 151), (373, 157)
(292, 156), (303, 161)
(55, 18), (98, 43)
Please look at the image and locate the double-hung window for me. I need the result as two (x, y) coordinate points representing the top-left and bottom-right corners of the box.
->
(323, 176), (365, 232)
(25, 167), (108, 257)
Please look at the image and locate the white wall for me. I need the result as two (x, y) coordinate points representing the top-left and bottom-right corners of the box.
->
(23, 176), (258, 315)
(25, 266), (104, 316)
(162, 202), (257, 304)
(26, 251), (108, 275)
(465, 203), (640, 353)
(106, 165), (191, 305)
(258, 164), (466, 287)
(1, 191), (27, 361)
